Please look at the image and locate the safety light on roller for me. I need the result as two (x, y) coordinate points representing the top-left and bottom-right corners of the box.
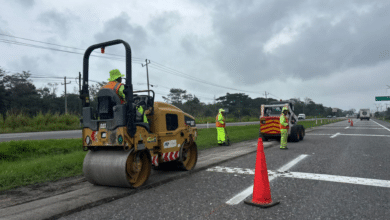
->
(261, 120), (266, 124)
(85, 136), (91, 145)
(101, 132), (106, 138)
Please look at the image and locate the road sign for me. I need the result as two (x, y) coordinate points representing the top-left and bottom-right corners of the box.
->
(375, 96), (390, 101)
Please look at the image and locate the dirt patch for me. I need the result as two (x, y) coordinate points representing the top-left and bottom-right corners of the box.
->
(0, 175), (87, 209)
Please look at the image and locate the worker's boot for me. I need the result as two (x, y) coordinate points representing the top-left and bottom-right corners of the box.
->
(280, 146), (288, 150)
(222, 142), (229, 146)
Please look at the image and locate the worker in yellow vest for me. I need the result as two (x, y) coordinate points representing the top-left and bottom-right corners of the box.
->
(134, 98), (148, 123)
(101, 69), (126, 104)
(280, 107), (289, 150)
(216, 108), (228, 146)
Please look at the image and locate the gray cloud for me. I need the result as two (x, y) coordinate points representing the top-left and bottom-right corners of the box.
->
(8, 56), (40, 73)
(203, 0), (390, 85)
(148, 11), (181, 35)
(37, 9), (78, 38)
(181, 35), (198, 56)
(94, 12), (148, 54)
(15, 0), (35, 8)
(0, 16), (9, 35)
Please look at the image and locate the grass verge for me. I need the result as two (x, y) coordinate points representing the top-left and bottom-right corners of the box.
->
(298, 119), (344, 129)
(0, 119), (343, 191)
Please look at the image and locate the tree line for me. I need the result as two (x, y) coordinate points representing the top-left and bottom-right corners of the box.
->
(1, 67), (388, 121)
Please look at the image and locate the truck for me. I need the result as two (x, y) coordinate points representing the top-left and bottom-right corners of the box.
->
(359, 109), (370, 120)
(260, 101), (305, 142)
(298, 113), (306, 120)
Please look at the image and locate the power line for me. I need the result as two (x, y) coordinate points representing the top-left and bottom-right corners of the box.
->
(0, 39), (144, 64)
(0, 33), (145, 61)
(148, 64), (263, 95)
(0, 34), (274, 98)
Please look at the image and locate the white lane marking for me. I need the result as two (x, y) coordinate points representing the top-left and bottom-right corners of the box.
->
(281, 172), (390, 188)
(338, 134), (390, 137)
(226, 176), (277, 205)
(277, 154), (309, 172)
(344, 128), (386, 129)
(330, 132), (340, 138)
(206, 166), (255, 175)
(305, 134), (332, 135)
(371, 120), (390, 132)
(306, 134), (390, 137)
(345, 127), (349, 129)
(222, 154), (308, 205)
(209, 168), (390, 189)
(226, 185), (255, 205)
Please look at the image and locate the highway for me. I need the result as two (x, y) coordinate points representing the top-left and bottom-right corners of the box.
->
(2, 119), (389, 219)
(56, 119), (389, 219)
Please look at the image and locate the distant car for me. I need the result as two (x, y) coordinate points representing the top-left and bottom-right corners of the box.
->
(333, 116), (336, 118)
(298, 113), (306, 120)
(327, 115), (332, 118)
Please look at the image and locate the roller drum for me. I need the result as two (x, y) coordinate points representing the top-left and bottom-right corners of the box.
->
(83, 150), (133, 187)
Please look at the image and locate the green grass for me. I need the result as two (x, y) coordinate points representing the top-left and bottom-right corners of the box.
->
(0, 151), (87, 191)
(298, 119), (344, 129)
(0, 119), (344, 191)
(195, 116), (258, 124)
(0, 139), (85, 191)
(0, 112), (81, 134)
(196, 124), (260, 151)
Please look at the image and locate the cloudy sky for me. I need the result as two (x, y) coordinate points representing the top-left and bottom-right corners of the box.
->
(1, 0), (390, 112)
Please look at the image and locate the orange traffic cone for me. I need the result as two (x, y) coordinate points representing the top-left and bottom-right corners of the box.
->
(348, 119), (350, 123)
(351, 120), (353, 126)
(244, 138), (280, 208)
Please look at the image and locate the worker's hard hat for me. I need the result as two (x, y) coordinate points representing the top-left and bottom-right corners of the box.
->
(108, 69), (125, 81)
(219, 108), (225, 113)
(282, 107), (289, 112)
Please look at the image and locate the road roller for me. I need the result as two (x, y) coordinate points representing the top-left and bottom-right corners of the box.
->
(79, 39), (198, 188)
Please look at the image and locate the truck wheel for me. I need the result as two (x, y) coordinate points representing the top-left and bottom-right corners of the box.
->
(299, 125), (305, 141)
(291, 126), (300, 142)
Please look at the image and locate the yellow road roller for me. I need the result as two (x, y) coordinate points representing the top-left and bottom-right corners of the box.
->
(79, 39), (198, 188)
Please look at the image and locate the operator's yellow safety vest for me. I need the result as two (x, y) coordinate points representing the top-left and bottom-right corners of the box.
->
(136, 106), (148, 123)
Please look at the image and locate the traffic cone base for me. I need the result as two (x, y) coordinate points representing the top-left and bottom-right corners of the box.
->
(244, 198), (280, 208)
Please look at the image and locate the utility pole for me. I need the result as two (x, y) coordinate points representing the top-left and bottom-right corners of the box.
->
(75, 72), (82, 116)
(141, 59), (151, 96)
(264, 91), (269, 104)
(61, 76), (71, 114)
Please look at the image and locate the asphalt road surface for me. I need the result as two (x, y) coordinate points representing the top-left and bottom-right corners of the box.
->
(57, 119), (390, 220)
(0, 121), (260, 142)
